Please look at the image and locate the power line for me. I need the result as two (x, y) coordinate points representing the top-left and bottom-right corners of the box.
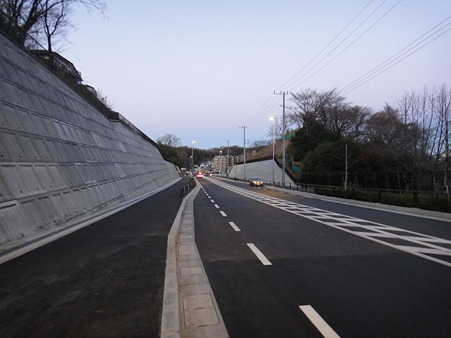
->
(242, 93), (277, 126)
(234, 0), (396, 143)
(288, 0), (402, 92)
(238, 0), (390, 134)
(243, 1), (394, 132)
(244, 96), (280, 126)
(231, 1), (446, 146)
(339, 16), (451, 96)
(275, 0), (376, 92)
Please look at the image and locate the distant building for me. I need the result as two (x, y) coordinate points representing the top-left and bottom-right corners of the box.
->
(213, 155), (243, 175)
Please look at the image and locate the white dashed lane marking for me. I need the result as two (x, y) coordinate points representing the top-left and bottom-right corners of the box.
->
(299, 305), (340, 338)
(206, 177), (451, 268)
(228, 222), (241, 232)
(247, 243), (272, 266)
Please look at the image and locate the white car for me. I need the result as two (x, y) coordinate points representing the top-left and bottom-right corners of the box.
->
(249, 177), (263, 187)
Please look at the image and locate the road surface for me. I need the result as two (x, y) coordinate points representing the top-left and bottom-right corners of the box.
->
(195, 177), (451, 337)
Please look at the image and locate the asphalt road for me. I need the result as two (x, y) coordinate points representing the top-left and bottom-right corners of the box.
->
(0, 178), (188, 338)
(195, 177), (451, 337)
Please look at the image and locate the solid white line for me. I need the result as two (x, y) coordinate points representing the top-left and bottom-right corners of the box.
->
(299, 305), (340, 338)
(247, 243), (272, 265)
(220, 211), (227, 217)
(228, 222), (241, 232)
(214, 204), (220, 208)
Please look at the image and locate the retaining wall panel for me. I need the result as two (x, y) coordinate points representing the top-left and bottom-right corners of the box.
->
(0, 33), (178, 246)
(18, 165), (44, 195)
(1, 165), (26, 198)
(0, 202), (33, 242)
(35, 164), (55, 190)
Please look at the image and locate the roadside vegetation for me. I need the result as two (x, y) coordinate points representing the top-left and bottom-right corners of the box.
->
(278, 87), (451, 212)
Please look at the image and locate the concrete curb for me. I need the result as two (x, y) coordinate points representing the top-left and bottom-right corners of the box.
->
(161, 183), (229, 338)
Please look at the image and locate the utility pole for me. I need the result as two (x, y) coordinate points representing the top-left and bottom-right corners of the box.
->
(345, 143), (348, 190)
(239, 126), (247, 181)
(274, 91), (288, 187)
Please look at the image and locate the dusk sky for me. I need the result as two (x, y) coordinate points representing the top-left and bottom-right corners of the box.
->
(62, 0), (451, 150)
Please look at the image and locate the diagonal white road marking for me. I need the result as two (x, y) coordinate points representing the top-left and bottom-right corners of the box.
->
(206, 177), (451, 268)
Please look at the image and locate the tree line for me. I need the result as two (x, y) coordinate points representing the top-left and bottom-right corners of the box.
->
(285, 85), (451, 194)
(156, 134), (248, 170)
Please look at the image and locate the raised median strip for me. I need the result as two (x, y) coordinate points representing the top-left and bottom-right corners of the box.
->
(161, 183), (229, 338)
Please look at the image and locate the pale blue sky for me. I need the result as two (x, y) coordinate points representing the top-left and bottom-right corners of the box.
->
(63, 0), (451, 149)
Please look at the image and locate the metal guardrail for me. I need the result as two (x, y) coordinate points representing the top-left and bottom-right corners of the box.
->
(180, 181), (196, 198)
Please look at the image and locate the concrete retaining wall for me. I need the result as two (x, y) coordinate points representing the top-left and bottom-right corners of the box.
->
(0, 33), (179, 245)
(229, 159), (295, 185)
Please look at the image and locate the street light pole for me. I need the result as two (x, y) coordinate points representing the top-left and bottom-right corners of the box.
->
(191, 140), (195, 174)
(270, 116), (275, 185)
(239, 126), (247, 181)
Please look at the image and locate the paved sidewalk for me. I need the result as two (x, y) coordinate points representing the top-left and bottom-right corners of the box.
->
(161, 185), (229, 338)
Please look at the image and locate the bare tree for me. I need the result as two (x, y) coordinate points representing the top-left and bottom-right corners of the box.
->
(1, 0), (105, 48)
(364, 104), (405, 150)
(288, 88), (370, 141)
(157, 134), (181, 147)
(436, 84), (451, 197)
(39, 0), (70, 54)
(1, 0), (43, 44)
(252, 139), (271, 148)
(288, 89), (344, 129)
(330, 105), (371, 140)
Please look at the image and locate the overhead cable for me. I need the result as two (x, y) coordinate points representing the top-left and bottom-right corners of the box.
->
(275, 0), (376, 92)
(339, 16), (451, 95)
(288, 0), (402, 92)
(243, 0), (384, 129)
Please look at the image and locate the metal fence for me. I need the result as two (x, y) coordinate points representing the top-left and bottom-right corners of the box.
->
(297, 170), (450, 195)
